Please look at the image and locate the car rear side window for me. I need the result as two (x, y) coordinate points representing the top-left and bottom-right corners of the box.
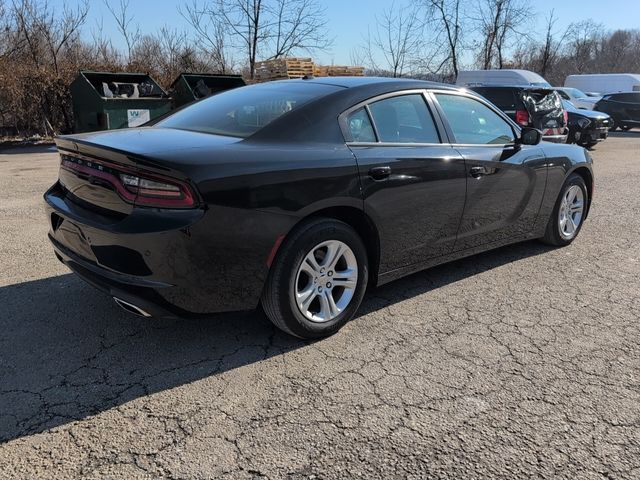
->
(346, 108), (376, 142)
(368, 94), (440, 143)
(435, 93), (516, 145)
(156, 82), (341, 138)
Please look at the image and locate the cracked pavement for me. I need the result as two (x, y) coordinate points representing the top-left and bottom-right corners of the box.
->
(1, 135), (639, 479)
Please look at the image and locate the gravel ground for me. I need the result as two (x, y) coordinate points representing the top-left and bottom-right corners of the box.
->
(1, 135), (639, 479)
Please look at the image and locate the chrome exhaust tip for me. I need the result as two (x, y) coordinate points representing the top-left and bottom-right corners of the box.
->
(113, 297), (152, 317)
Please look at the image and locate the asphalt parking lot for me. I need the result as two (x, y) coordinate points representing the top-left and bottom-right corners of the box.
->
(1, 134), (639, 479)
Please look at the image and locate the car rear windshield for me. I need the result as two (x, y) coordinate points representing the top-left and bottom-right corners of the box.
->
(156, 82), (341, 138)
(472, 88), (519, 109)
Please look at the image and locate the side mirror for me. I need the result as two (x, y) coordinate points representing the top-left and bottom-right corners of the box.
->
(518, 127), (542, 146)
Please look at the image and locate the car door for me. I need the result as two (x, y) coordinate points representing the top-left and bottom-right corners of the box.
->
(341, 91), (467, 273)
(430, 91), (548, 251)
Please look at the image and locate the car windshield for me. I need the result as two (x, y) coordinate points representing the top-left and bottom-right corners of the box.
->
(564, 88), (588, 99)
(156, 82), (341, 138)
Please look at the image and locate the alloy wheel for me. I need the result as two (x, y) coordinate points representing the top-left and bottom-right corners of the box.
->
(558, 185), (585, 240)
(294, 240), (358, 323)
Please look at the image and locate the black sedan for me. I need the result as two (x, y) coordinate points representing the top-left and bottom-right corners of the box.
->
(45, 78), (594, 339)
(563, 100), (611, 148)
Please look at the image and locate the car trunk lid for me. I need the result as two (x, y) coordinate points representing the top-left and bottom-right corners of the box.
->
(519, 89), (567, 135)
(55, 127), (240, 215)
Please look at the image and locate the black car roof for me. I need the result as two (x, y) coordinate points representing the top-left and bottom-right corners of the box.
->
(249, 77), (467, 143)
(286, 76), (459, 91)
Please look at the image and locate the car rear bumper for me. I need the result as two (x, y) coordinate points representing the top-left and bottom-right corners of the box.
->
(44, 181), (276, 316)
(50, 235), (181, 318)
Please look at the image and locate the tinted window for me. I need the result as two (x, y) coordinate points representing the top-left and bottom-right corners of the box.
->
(614, 93), (640, 102)
(346, 108), (376, 142)
(157, 82), (340, 138)
(436, 94), (516, 145)
(473, 88), (517, 109)
(368, 94), (440, 143)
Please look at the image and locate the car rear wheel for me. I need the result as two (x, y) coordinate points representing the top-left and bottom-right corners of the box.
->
(261, 218), (368, 339)
(540, 173), (588, 246)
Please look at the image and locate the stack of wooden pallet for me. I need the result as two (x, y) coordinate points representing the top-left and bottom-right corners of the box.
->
(313, 65), (365, 77)
(254, 58), (365, 82)
(254, 58), (315, 81)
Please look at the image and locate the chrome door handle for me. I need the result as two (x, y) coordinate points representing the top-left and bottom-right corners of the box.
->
(470, 166), (488, 178)
(369, 166), (392, 180)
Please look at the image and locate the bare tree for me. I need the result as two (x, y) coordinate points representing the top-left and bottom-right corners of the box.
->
(90, 17), (121, 66)
(184, 0), (331, 79)
(39, 0), (89, 74)
(267, 0), (332, 59)
(104, 0), (141, 64)
(564, 20), (604, 73)
(181, 1), (235, 73)
(474, 0), (529, 69)
(357, 1), (423, 77)
(537, 10), (570, 79)
(10, 0), (89, 134)
(423, 0), (464, 79)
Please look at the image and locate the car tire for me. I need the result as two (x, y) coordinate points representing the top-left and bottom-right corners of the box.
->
(540, 173), (589, 247)
(261, 218), (368, 339)
(610, 117), (620, 131)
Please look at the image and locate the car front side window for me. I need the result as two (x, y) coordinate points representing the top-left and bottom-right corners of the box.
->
(435, 93), (516, 145)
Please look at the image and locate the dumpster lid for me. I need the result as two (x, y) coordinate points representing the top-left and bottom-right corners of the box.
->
(171, 72), (246, 99)
(78, 71), (168, 99)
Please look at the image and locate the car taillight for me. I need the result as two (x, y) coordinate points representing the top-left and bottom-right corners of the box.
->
(119, 173), (195, 207)
(60, 154), (197, 209)
(515, 109), (530, 126)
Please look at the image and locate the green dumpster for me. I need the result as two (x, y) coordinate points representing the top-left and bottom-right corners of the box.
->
(70, 71), (172, 133)
(171, 73), (246, 109)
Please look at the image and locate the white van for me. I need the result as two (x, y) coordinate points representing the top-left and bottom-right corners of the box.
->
(564, 74), (640, 95)
(456, 69), (551, 87)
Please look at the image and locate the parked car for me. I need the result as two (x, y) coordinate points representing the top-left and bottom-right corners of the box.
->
(553, 87), (600, 109)
(593, 92), (640, 131)
(45, 78), (593, 339)
(562, 100), (611, 147)
(469, 85), (569, 143)
(565, 73), (640, 94)
(456, 69), (551, 87)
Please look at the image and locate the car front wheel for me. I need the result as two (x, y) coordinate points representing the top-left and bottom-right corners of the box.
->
(541, 173), (588, 246)
(261, 218), (368, 339)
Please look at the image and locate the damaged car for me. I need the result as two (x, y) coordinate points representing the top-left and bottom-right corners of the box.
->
(469, 85), (569, 143)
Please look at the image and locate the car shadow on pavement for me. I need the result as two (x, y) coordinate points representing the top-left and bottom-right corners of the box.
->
(608, 131), (640, 138)
(0, 240), (553, 444)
